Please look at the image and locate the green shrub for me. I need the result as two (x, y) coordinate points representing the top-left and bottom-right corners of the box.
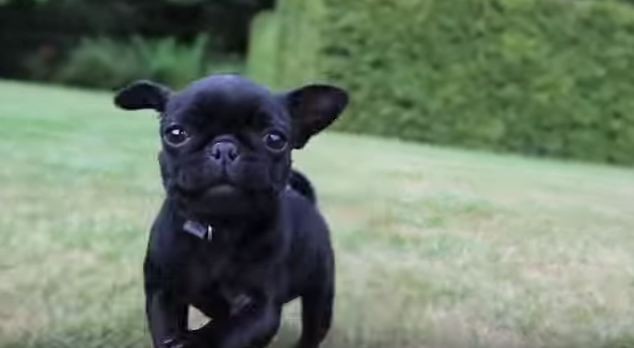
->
(206, 54), (245, 76)
(56, 37), (143, 89)
(249, 0), (634, 165)
(132, 35), (209, 88)
(246, 11), (280, 85)
(56, 34), (244, 89)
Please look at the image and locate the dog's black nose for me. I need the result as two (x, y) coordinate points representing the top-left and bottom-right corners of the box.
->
(211, 141), (238, 163)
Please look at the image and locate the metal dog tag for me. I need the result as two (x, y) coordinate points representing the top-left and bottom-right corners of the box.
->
(183, 220), (213, 242)
(206, 224), (214, 242)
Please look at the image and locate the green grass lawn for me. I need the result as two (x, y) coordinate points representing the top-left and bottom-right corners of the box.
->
(1, 80), (634, 348)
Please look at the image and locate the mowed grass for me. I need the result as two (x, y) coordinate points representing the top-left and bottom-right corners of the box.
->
(1, 80), (634, 348)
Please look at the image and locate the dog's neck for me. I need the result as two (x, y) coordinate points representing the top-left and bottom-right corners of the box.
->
(182, 215), (276, 244)
(170, 193), (282, 246)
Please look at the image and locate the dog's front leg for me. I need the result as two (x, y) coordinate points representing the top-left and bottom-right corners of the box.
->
(146, 289), (189, 348)
(191, 300), (281, 348)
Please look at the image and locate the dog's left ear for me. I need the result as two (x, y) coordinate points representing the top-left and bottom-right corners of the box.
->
(283, 84), (349, 149)
(114, 80), (172, 112)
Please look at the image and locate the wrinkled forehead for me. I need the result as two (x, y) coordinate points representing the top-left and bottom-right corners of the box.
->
(163, 81), (289, 130)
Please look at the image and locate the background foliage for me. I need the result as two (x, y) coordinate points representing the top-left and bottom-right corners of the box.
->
(248, 0), (634, 165)
(53, 35), (245, 89)
(2, 0), (633, 164)
(0, 0), (271, 87)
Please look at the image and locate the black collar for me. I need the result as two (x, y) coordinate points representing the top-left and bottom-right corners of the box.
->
(180, 189), (288, 243)
(183, 220), (214, 242)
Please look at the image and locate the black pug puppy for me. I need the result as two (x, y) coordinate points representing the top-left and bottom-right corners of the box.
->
(113, 75), (348, 348)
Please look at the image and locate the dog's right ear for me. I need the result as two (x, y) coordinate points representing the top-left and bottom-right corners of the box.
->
(114, 80), (171, 112)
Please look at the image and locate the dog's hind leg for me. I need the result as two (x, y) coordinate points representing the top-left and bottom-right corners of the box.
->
(296, 273), (335, 348)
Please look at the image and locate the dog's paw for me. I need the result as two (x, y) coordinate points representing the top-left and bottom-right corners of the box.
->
(230, 293), (254, 316)
(162, 336), (191, 348)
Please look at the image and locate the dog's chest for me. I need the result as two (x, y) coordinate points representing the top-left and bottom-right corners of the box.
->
(182, 241), (278, 318)
(183, 242), (266, 300)
(185, 245), (237, 290)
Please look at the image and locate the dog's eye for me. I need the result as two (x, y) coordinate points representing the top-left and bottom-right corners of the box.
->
(163, 125), (190, 147)
(263, 131), (287, 151)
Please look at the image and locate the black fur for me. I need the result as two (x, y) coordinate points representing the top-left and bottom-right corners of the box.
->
(114, 75), (348, 348)
(289, 170), (316, 204)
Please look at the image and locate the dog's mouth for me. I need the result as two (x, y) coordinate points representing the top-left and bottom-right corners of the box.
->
(172, 181), (261, 222)
(175, 182), (241, 199)
(172, 175), (241, 196)
(204, 183), (239, 196)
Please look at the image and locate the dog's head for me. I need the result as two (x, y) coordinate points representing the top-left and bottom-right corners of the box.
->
(114, 75), (348, 220)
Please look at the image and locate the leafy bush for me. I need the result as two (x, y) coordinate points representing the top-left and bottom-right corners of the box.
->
(56, 35), (243, 89)
(206, 54), (245, 76)
(132, 35), (209, 88)
(246, 11), (280, 85)
(0, 0), (273, 79)
(249, 0), (634, 165)
(55, 37), (144, 89)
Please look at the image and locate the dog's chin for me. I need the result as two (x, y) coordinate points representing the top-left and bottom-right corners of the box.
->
(172, 184), (272, 221)
(204, 183), (241, 198)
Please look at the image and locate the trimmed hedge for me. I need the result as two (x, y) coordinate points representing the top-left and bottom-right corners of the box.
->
(248, 0), (634, 165)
